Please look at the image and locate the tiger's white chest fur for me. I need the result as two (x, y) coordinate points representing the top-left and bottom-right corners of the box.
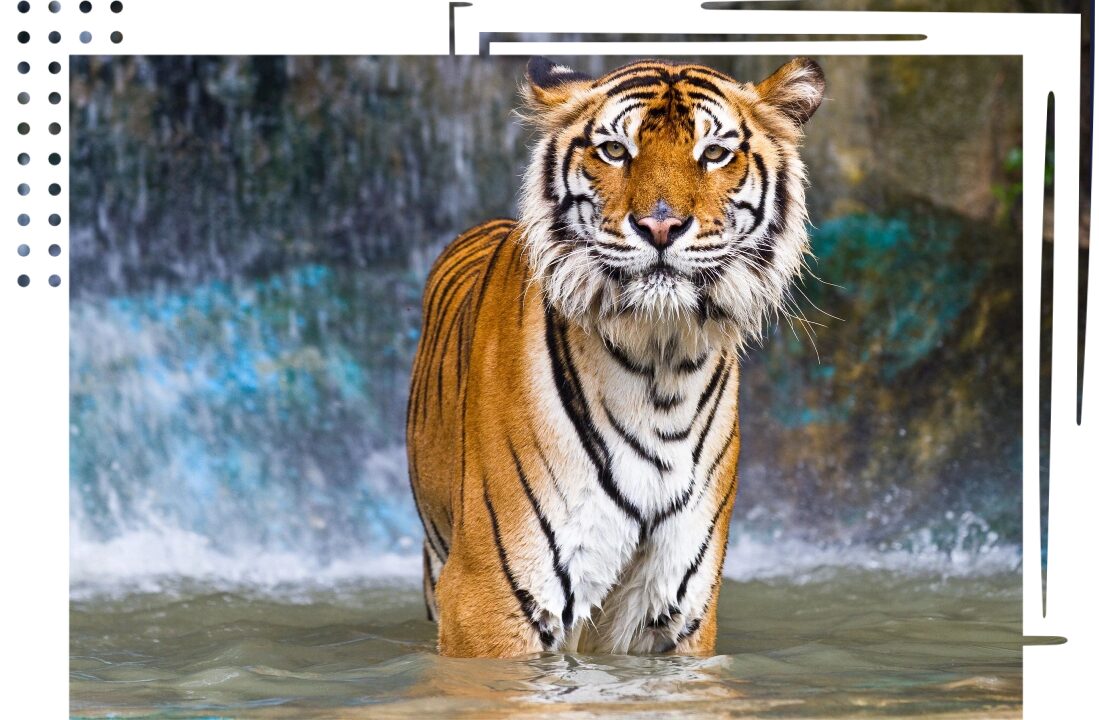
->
(518, 314), (739, 653)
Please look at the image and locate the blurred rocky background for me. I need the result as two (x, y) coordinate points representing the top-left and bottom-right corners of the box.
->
(70, 50), (1033, 568)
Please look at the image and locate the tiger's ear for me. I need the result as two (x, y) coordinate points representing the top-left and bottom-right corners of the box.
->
(524, 56), (593, 110)
(756, 57), (826, 126)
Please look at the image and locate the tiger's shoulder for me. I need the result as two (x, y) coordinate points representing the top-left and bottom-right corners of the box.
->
(408, 218), (522, 429)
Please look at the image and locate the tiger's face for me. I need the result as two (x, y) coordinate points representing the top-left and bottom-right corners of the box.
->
(519, 57), (825, 348)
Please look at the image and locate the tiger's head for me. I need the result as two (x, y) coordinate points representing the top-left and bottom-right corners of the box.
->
(518, 57), (825, 351)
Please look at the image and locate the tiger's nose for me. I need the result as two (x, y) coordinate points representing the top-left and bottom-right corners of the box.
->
(630, 214), (693, 249)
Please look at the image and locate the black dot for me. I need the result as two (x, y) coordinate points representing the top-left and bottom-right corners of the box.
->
(18, 31), (30, 43)
(49, 92), (61, 104)
(110, 30), (122, 43)
(49, 183), (61, 195)
(17, 275), (30, 288)
(18, 61), (30, 74)
(49, 244), (61, 257)
(18, 1), (30, 12)
(49, 275), (61, 287)
(49, 1), (61, 11)
(49, 213), (61, 226)
(49, 122), (61, 134)
(49, 152), (61, 165)
(111, 0), (121, 11)
(49, 61), (61, 74)
(18, 214), (30, 227)
(80, 0), (91, 10)
(18, 92), (30, 104)
(18, 184), (30, 196)
(18, 245), (30, 257)
(18, 123), (30, 135)
(18, 153), (30, 165)
(49, 31), (61, 43)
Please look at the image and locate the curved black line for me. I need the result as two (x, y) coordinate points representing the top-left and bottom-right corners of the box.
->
(545, 302), (643, 524)
(692, 365), (732, 465)
(675, 478), (737, 604)
(483, 480), (554, 649)
(602, 398), (671, 473)
(508, 441), (576, 629)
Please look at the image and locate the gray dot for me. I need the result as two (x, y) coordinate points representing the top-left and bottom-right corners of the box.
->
(49, 213), (61, 226)
(49, 122), (61, 134)
(49, 183), (61, 195)
(18, 92), (30, 104)
(18, 214), (30, 227)
(18, 184), (30, 196)
(18, 245), (30, 257)
(50, 1), (62, 12)
(49, 244), (61, 257)
(110, 30), (122, 43)
(80, 31), (92, 43)
(17, 275), (30, 288)
(18, 61), (30, 74)
(49, 275), (62, 287)
(18, 153), (30, 165)
(18, 122), (30, 135)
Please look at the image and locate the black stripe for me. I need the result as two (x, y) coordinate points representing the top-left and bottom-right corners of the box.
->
(695, 421), (739, 505)
(655, 425), (691, 442)
(428, 517), (450, 557)
(610, 102), (645, 132)
(606, 74), (666, 97)
(680, 75), (725, 100)
(678, 617), (702, 642)
(651, 390), (685, 411)
(483, 481), (553, 649)
(542, 135), (559, 203)
(676, 479), (737, 604)
(597, 63), (669, 86)
(676, 354), (708, 374)
(508, 442), (575, 628)
(692, 357), (727, 423)
(602, 398), (671, 473)
(692, 365), (732, 466)
(603, 340), (650, 376)
(613, 90), (659, 104)
(545, 302), (643, 524)
(745, 152), (771, 237)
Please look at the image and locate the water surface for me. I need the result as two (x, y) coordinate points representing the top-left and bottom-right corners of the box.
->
(71, 567), (1020, 719)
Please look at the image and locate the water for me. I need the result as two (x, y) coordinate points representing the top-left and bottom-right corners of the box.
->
(71, 564), (1020, 719)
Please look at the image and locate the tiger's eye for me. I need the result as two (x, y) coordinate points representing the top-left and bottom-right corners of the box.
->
(600, 141), (628, 161)
(703, 145), (728, 162)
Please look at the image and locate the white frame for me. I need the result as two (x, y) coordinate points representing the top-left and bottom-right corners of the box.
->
(0, 1), (1091, 716)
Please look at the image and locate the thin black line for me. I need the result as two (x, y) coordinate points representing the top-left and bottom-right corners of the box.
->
(483, 479), (553, 649)
(602, 398), (671, 473)
(508, 441), (575, 628)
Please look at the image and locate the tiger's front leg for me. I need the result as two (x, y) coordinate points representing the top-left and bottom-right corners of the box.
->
(432, 482), (566, 658)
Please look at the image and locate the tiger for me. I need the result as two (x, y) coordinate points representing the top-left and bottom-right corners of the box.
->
(406, 56), (824, 658)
